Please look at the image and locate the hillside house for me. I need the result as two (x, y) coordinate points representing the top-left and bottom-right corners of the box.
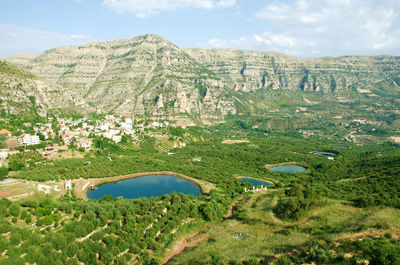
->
(18, 134), (41, 146)
(0, 151), (8, 159)
(0, 129), (12, 137)
(77, 139), (92, 149)
(62, 134), (74, 145)
(124, 116), (133, 124)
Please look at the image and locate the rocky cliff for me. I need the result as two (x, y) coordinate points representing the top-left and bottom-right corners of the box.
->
(0, 59), (72, 117)
(186, 49), (400, 94)
(7, 34), (400, 123)
(8, 35), (236, 124)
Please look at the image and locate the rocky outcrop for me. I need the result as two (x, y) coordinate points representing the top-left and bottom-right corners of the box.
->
(7, 34), (400, 123)
(0, 59), (72, 116)
(186, 49), (400, 94)
(8, 35), (235, 123)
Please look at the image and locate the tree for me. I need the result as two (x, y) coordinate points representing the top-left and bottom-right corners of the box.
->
(8, 204), (20, 217)
(0, 167), (8, 178)
(100, 251), (114, 264)
(20, 210), (27, 219)
(66, 243), (79, 258)
(275, 256), (292, 265)
(25, 214), (32, 224)
(8, 160), (24, 171)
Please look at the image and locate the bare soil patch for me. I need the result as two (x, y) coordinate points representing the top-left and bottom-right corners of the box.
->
(222, 139), (250, 144)
(264, 162), (305, 169)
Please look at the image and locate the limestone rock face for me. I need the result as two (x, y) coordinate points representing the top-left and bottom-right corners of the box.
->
(7, 34), (400, 123)
(185, 49), (400, 94)
(0, 59), (72, 116)
(8, 34), (235, 122)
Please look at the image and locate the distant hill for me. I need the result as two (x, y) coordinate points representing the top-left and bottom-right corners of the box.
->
(6, 34), (400, 123)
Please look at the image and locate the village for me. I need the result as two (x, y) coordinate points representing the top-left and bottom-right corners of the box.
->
(0, 115), (185, 200)
(0, 115), (176, 170)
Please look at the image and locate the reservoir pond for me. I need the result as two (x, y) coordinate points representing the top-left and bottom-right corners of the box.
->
(241, 178), (272, 187)
(87, 174), (201, 200)
(313, 151), (338, 156)
(270, 165), (307, 172)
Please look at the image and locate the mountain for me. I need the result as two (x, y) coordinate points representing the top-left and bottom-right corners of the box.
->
(186, 49), (400, 94)
(0, 59), (72, 117)
(7, 34), (400, 123)
(8, 34), (235, 124)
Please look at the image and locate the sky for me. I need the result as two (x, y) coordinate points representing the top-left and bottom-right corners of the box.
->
(1, 0), (400, 58)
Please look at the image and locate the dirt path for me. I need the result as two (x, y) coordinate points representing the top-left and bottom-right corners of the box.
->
(162, 200), (346, 264)
(161, 196), (245, 265)
(334, 230), (400, 242)
(225, 196), (244, 218)
(75, 223), (108, 242)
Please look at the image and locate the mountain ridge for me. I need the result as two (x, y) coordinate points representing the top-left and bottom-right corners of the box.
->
(6, 34), (400, 123)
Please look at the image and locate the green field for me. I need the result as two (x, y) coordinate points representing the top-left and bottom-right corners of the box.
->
(0, 123), (399, 265)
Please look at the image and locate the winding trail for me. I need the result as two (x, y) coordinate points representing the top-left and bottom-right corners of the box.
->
(162, 193), (400, 265)
(334, 230), (400, 242)
(161, 198), (345, 265)
(161, 196), (245, 265)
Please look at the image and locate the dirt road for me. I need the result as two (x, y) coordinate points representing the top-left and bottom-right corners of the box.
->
(161, 196), (245, 265)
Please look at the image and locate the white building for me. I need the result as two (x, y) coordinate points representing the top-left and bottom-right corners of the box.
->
(112, 135), (122, 143)
(100, 123), (110, 131)
(124, 129), (135, 136)
(0, 152), (8, 159)
(124, 116), (133, 124)
(19, 134), (41, 146)
(65, 180), (72, 190)
(120, 122), (133, 130)
(103, 129), (120, 139)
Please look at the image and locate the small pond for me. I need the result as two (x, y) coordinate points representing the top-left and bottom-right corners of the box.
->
(270, 165), (307, 173)
(313, 151), (338, 156)
(87, 174), (201, 200)
(241, 178), (272, 187)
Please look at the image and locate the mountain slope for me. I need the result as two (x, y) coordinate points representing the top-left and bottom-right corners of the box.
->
(7, 34), (400, 123)
(0, 59), (72, 117)
(186, 48), (400, 94)
(8, 34), (235, 124)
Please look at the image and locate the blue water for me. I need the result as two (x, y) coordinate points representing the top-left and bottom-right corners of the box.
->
(313, 151), (338, 156)
(270, 165), (307, 172)
(87, 174), (201, 200)
(241, 178), (272, 187)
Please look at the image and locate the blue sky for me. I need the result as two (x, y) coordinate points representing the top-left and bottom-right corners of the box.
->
(1, 0), (400, 58)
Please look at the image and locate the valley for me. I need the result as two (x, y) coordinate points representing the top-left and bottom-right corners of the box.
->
(0, 34), (399, 265)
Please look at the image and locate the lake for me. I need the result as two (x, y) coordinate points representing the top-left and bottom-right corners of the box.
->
(241, 178), (272, 187)
(270, 165), (307, 172)
(87, 174), (202, 200)
(313, 151), (338, 156)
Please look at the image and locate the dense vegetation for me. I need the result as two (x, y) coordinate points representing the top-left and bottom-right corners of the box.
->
(1, 123), (399, 264)
(0, 188), (234, 265)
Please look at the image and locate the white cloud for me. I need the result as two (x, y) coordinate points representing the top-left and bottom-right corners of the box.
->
(103, 0), (236, 17)
(0, 24), (94, 57)
(204, 0), (400, 57)
(200, 32), (315, 57)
